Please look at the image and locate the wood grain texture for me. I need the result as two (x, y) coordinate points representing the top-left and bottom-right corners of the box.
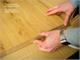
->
(2, 44), (77, 60)
(0, 0), (63, 51)
(0, 0), (77, 59)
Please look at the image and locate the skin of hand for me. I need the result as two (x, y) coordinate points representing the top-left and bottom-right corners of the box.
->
(33, 1), (75, 52)
(45, 1), (74, 26)
(33, 30), (62, 52)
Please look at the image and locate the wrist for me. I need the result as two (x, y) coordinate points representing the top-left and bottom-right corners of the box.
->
(60, 29), (71, 45)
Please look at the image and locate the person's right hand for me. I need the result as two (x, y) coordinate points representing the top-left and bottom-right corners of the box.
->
(33, 30), (62, 52)
(46, 1), (74, 26)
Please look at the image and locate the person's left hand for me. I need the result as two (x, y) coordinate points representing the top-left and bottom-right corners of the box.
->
(33, 30), (62, 52)
(45, 1), (74, 26)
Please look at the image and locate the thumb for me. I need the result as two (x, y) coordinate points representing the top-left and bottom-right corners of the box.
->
(39, 32), (49, 37)
(33, 40), (42, 46)
(64, 13), (70, 26)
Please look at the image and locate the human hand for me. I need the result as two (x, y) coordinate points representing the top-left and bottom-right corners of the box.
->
(46, 1), (74, 26)
(33, 30), (62, 52)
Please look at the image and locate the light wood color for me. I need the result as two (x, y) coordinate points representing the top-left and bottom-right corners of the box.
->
(1, 44), (77, 60)
(0, 0), (78, 59)
(0, 0), (64, 52)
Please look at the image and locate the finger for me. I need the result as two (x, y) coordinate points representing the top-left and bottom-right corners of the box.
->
(47, 6), (58, 12)
(33, 40), (42, 46)
(39, 46), (53, 52)
(64, 13), (70, 26)
(39, 32), (49, 37)
(46, 7), (61, 16)
(46, 9), (60, 15)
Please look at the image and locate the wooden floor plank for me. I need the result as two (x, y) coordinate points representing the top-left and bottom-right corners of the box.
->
(1, 44), (77, 60)
(0, 0), (63, 51)
(0, 0), (77, 59)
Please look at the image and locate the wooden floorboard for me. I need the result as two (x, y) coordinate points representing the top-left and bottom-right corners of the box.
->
(0, 0), (77, 59)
